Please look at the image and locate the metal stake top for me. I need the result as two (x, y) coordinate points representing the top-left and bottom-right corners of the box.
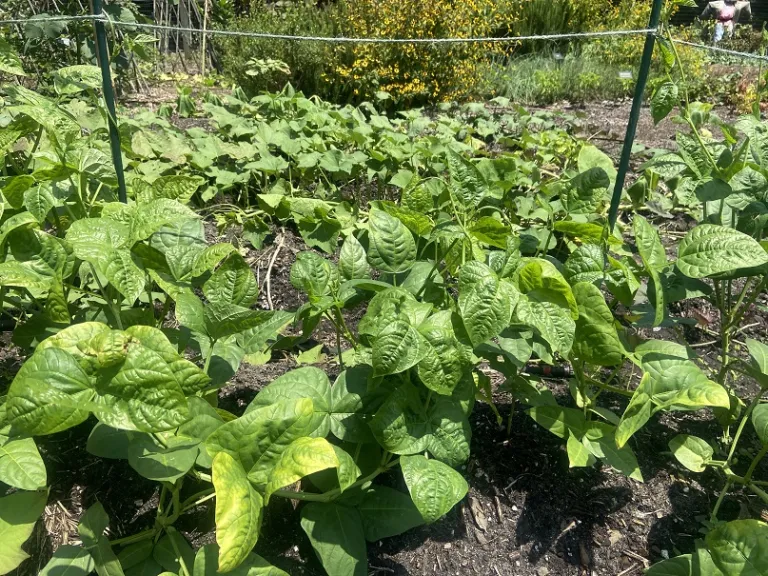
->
(608, 0), (664, 230)
(90, 0), (128, 204)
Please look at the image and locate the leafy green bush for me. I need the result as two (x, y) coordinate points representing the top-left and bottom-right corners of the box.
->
(215, 1), (341, 98)
(508, 0), (604, 52)
(0, 0), (153, 90)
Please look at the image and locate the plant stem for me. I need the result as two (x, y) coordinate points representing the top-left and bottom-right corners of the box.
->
(89, 263), (123, 330)
(333, 306), (358, 348)
(585, 376), (634, 398)
(157, 294), (171, 329)
(168, 528), (191, 576)
(749, 483), (768, 505)
(203, 341), (216, 375)
(744, 443), (768, 484)
(109, 528), (156, 548)
(22, 127), (43, 173)
(179, 487), (215, 513)
(728, 276), (767, 332)
(416, 238), (459, 299)
(710, 479), (733, 523)
(272, 460), (399, 503)
(191, 471), (212, 483)
(729, 278), (756, 327)
(506, 395), (516, 437)
(180, 492), (216, 514)
(64, 282), (103, 300)
(726, 394), (762, 466)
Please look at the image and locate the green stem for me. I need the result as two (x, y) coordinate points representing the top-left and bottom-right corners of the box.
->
(506, 395), (516, 437)
(191, 471), (212, 483)
(744, 443), (768, 484)
(727, 394), (762, 466)
(203, 340), (216, 375)
(667, 31), (690, 107)
(416, 238), (459, 299)
(710, 480), (733, 523)
(424, 390), (433, 413)
(749, 484), (768, 505)
(536, 214), (555, 258)
(159, 484), (181, 527)
(179, 487), (215, 513)
(272, 460), (400, 503)
(727, 276), (767, 332)
(22, 127), (43, 173)
(584, 376), (634, 398)
(668, 33), (720, 176)
(109, 528), (157, 548)
(180, 491), (216, 514)
(716, 280), (732, 388)
(333, 306), (358, 348)
(89, 263), (123, 330)
(157, 294), (172, 329)
(167, 528), (191, 576)
(573, 361), (589, 416)
(728, 278), (756, 327)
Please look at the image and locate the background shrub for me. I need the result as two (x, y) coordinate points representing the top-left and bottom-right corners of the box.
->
(327, 0), (520, 106)
(216, 1), (341, 98)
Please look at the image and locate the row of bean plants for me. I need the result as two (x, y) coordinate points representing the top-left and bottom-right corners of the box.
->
(0, 44), (766, 576)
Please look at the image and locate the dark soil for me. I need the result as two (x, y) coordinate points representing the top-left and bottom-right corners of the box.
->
(4, 101), (767, 576)
(542, 100), (739, 159)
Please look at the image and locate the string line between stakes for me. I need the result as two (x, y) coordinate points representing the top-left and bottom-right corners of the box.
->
(0, 13), (656, 44)
(670, 38), (768, 63)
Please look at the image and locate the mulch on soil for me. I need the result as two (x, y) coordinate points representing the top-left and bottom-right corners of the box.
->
(4, 102), (768, 576)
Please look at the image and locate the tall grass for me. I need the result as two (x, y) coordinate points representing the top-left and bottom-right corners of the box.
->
(486, 50), (635, 105)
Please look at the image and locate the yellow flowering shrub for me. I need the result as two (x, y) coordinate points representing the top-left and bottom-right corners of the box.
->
(330, 0), (520, 105)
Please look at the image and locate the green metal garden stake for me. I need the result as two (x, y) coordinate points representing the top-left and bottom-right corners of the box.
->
(90, 0), (128, 204)
(608, 0), (664, 231)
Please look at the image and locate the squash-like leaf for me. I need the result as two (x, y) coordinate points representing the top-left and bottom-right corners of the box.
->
(212, 452), (264, 573)
(127, 434), (198, 482)
(677, 224), (768, 279)
(367, 208), (416, 273)
(571, 282), (625, 366)
(634, 215), (667, 326)
(706, 519), (768, 576)
(669, 434), (713, 473)
(39, 545), (95, 576)
(458, 261), (518, 346)
(300, 503), (367, 576)
(357, 485), (424, 541)
(752, 404), (768, 445)
(582, 422), (643, 481)
(0, 490), (48, 574)
(745, 338), (768, 389)
(265, 437), (359, 501)
(205, 398), (316, 487)
(290, 251), (334, 303)
(191, 243), (237, 278)
(247, 367), (331, 437)
(400, 455), (468, 523)
(0, 436), (47, 490)
(372, 319), (428, 377)
(192, 544), (288, 576)
(339, 235), (370, 280)
(204, 253), (259, 307)
(651, 81), (679, 124)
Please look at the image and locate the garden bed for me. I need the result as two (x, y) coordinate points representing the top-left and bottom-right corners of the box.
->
(13, 213), (768, 576)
